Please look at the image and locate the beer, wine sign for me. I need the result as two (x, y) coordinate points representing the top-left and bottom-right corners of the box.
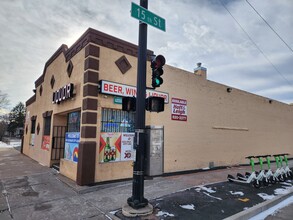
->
(52, 83), (74, 104)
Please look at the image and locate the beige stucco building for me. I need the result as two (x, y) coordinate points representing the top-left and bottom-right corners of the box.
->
(23, 28), (293, 186)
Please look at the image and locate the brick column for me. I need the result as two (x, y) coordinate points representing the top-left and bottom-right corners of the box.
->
(76, 44), (100, 185)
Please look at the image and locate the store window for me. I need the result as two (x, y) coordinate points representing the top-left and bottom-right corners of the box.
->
(43, 116), (52, 135)
(67, 111), (81, 132)
(101, 108), (135, 132)
(31, 118), (36, 134)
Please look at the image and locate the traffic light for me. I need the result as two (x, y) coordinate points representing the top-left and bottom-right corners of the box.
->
(151, 55), (166, 88)
(145, 97), (165, 112)
(122, 97), (136, 112)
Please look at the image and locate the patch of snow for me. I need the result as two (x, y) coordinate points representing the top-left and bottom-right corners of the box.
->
(274, 188), (291, 195)
(257, 193), (275, 200)
(195, 186), (216, 193)
(203, 192), (222, 200)
(249, 196), (293, 220)
(0, 141), (21, 148)
(109, 210), (119, 215)
(243, 207), (249, 210)
(0, 141), (13, 148)
(180, 204), (195, 210)
(280, 182), (292, 186)
(156, 211), (175, 217)
(202, 167), (210, 170)
(229, 191), (244, 196)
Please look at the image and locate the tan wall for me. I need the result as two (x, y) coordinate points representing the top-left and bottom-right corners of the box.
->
(151, 65), (293, 172)
(23, 47), (85, 169)
(24, 40), (293, 184)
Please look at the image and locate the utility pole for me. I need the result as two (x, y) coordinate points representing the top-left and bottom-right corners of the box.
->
(127, 0), (149, 209)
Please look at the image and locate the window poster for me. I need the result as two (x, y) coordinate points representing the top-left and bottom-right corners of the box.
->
(99, 132), (135, 163)
(29, 134), (35, 146)
(121, 133), (135, 161)
(99, 133), (121, 163)
(64, 132), (80, 163)
(41, 135), (50, 151)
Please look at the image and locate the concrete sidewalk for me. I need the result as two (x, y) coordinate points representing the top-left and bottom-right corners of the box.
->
(1, 147), (292, 219)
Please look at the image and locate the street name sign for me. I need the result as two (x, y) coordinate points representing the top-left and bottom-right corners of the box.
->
(131, 2), (166, 32)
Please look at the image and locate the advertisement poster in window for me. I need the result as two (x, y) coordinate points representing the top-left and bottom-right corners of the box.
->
(99, 132), (121, 163)
(121, 132), (135, 161)
(29, 134), (35, 146)
(64, 132), (80, 163)
(41, 135), (50, 151)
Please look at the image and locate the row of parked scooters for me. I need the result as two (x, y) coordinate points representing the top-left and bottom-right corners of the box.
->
(227, 153), (293, 188)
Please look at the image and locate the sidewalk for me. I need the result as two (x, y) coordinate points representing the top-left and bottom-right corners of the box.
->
(1, 147), (292, 220)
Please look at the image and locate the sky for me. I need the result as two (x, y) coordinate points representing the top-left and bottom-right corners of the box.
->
(0, 0), (293, 112)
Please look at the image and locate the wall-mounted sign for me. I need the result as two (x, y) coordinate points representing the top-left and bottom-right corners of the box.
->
(52, 83), (74, 104)
(99, 132), (135, 163)
(41, 135), (50, 151)
(114, 96), (123, 104)
(171, 97), (187, 121)
(100, 80), (169, 103)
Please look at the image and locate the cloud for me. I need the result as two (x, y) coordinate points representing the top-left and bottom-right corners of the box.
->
(0, 0), (293, 108)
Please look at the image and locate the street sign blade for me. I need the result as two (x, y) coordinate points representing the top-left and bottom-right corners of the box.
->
(131, 2), (166, 32)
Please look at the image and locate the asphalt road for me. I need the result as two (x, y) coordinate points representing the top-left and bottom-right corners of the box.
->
(115, 180), (293, 219)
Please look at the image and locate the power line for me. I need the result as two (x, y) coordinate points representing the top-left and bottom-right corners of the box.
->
(218, 0), (293, 87)
(246, 0), (293, 54)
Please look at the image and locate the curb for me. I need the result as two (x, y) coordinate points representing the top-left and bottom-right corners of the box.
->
(224, 187), (293, 220)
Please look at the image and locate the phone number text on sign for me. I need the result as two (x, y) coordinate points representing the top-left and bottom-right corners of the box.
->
(171, 98), (187, 121)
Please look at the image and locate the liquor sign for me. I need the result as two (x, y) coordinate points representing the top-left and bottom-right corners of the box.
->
(100, 80), (169, 103)
(171, 97), (187, 121)
(52, 83), (74, 104)
(64, 132), (80, 163)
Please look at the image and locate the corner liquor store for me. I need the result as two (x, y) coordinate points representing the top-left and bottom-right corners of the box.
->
(24, 28), (293, 186)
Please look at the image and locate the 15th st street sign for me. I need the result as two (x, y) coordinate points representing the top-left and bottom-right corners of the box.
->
(131, 2), (166, 32)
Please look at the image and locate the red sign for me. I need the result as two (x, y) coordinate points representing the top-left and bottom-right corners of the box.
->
(171, 98), (187, 121)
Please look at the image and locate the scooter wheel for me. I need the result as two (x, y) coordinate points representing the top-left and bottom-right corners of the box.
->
(270, 177), (276, 184)
(253, 181), (260, 188)
(262, 179), (269, 186)
(227, 174), (235, 182)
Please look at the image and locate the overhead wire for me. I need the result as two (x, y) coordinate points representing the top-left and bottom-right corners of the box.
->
(246, 0), (293, 54)
(218, 0), (293, 87)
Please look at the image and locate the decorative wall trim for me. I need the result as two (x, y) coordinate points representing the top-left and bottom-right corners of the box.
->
(83, 84), (98, 97)
(212, 126), (249, 131)
(82, 98), (97, 110)
(84, 57), (99, 71)
(81, 126), (97, 138)
(76, 141), (96, 185)
(82, 112), (97, 124)
(26, 95), (36, 106)
(42, 111), (53, 118)
(85, 44), (100, 58)
(84, 71), (99, 84)
(115, 55), (132, 74)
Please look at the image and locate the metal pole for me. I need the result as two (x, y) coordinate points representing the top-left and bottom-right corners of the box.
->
(127, 0), (148, 209)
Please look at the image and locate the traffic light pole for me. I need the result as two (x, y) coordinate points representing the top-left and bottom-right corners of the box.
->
(127, 0), (149, 209)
